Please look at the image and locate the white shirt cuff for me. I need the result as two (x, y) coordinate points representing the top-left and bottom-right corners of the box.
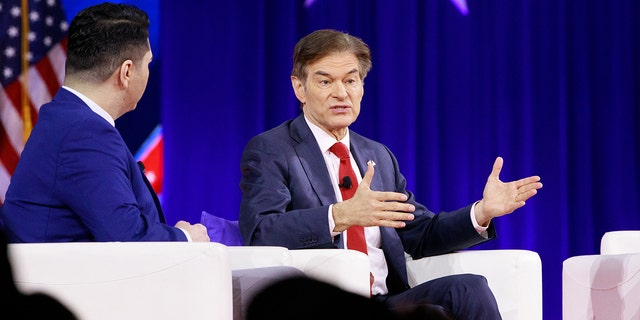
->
(470, 201), (489, 238)
(177, 227), (192, 242)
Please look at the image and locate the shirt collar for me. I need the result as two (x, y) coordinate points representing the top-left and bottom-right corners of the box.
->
(303, 114), (350, 153)
(62, 86), (115, 127)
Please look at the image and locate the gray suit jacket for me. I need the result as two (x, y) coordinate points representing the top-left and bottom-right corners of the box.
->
(239, 114), (494, 294)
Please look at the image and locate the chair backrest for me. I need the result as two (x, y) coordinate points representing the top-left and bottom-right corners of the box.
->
(9, 242), (233, 320)
(600, 230), (640, 254)
(563, 253), (640, 319)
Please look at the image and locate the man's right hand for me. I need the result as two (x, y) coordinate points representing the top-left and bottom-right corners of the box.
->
(332, 162), (415, 232)
(175, 221), (210, 242)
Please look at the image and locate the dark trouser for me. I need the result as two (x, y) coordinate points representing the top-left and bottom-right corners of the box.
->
(246, 273), (500, 320)
(246, 276), (402, 320)
(374, 273), (502, 320)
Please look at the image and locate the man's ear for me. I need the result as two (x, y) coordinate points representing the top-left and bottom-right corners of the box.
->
(291, 76), (306, 104)
(118, 59), (135, 89)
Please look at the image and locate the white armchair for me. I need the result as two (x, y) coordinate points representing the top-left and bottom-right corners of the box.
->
(8, 242), (233, 320)
(563, 230), (640, 320)
(200, 212), (543, 319)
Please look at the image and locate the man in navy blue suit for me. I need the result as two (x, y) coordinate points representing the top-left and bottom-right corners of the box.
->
(239, 29), (543, 319)
(1, 2), (208, 243)
(1, 5), (303, 320)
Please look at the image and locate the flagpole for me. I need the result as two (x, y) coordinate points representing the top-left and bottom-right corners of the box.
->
(21, 0), (32, 142)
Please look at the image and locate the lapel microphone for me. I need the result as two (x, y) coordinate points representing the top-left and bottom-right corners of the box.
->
(339, 176), (352, 190)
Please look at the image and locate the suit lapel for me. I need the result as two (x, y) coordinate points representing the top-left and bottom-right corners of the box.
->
(290, 116), (337, 206)
(351, 134), (401, 254)
(350, 135), (382, 191)
(137, 161), (166, 223)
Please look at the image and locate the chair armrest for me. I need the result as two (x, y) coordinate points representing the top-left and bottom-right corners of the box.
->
(600, 230), (640, 254)
(406, 249), (542, 320)
(563, 253), (640, 319)
(225, 246), (292, 270)
(225, 247), (369, 296)
(9, 242), (232, 320)
(290, 249), (370, 297)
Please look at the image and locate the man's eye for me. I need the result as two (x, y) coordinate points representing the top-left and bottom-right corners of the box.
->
(319, 80), (330, 87)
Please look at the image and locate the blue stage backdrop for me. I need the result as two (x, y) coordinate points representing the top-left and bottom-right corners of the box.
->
(62, 1), (640, 319)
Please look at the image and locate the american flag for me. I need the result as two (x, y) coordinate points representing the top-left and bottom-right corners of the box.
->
(0, 0), (68, 204)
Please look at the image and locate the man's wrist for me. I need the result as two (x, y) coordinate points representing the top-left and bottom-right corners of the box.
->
(471, 201), (490, 229)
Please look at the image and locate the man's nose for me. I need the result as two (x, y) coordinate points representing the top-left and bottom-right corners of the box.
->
(331, 82), (348, 99)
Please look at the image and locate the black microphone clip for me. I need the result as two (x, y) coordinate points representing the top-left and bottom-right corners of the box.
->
(339, 176), (352, 190)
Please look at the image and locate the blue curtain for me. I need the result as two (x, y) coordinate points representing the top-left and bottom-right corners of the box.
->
(159, 1), (640, 318)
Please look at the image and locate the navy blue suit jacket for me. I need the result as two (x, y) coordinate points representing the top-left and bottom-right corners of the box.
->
(239, 114), (495, 294)
(1, 88), (186, 242)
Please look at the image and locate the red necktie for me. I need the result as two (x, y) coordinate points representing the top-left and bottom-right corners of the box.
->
(330, 142), (373, 295)
(329, 142), (367, 255)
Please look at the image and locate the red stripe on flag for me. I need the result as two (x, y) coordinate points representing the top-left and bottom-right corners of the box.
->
(29, 102), (39, 127)
(0, 127), (20, 175)
(3, 81), (24, 117)
(35, 56), (62, 99)
(4, 81), (39, 131)
(59, 38), (68, 52)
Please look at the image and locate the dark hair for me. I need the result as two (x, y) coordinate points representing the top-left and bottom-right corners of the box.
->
(65, 2), (150, 83)
(291, 29), (372, 84)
